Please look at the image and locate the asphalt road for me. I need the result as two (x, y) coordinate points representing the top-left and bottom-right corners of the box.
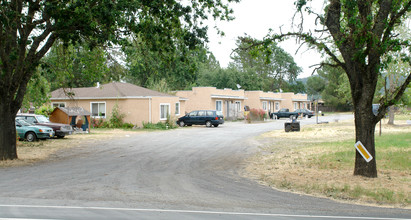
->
(0, 115), (410, 220)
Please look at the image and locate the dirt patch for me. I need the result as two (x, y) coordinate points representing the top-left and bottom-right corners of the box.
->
(1, 129), (138, 167)
(244, 118), (411, 208)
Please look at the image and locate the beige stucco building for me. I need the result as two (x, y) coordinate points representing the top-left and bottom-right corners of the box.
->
(280, 92), (311, 111)
(244, 91), (284, 114)
(175, 87), (247, 120)
(175, 87), (311, 119)
(50, 82), (185, 127)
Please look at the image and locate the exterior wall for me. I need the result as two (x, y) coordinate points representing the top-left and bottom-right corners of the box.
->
(280, 93), (295, 110)
(58, 97), (182, 127)
(244, 91), (283, 113)
(49, 108), (70, 124)
(150, 96), (184, 124)
(279, 93), (310, 111)
(175, 87), (246, 119)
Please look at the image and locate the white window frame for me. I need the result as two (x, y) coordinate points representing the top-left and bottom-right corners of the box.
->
(52, 102), (66, 108)
(216, 100), (222, 112)
(91, 102), (106, 118)
(262, 101), (268, 111)
(160, 103), (170, 120)
(175, 102), (180, 116)
(275, 102), (280, 111)
(294, 102), (298, 111)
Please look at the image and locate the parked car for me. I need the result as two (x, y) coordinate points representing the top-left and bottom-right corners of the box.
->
(294, 109), (315, 118)
(15, 118), (54, 142)
(16, 113), (73, 138)
(177, 110), (224, 127)
(270, 108), (299, 119)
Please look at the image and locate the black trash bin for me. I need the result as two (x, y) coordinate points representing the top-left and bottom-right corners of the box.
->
(284, 121), (300, 132)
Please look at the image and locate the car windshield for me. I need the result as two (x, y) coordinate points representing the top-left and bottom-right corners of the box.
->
(16, 118), (32, 126)
(36, 115), (50, 123)
(216, 111), (223, 117)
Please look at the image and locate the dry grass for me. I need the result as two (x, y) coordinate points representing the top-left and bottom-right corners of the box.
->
(1, 129), (138, 167)
(244, 118), (411, 208)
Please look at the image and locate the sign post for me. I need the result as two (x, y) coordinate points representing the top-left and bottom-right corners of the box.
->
(354, 141), (373, 162)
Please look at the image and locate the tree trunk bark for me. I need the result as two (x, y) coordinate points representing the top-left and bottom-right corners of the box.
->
(0, 102), (18, 160)
(353, 102), (378, 177)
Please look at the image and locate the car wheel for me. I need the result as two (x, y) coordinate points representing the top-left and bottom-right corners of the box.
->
(56, 135), (65, 139)
(213, 124), (219, 127)
(25, 132), (37, 142)
(205, 121), (212, 127)
(179, 121), (185, 127)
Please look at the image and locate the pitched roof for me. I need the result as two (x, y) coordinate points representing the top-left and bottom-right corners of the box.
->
(55, 107), (91, 116)
(51, 82), (175, 100)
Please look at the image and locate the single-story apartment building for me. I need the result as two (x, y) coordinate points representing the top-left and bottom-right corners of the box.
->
(244, 91), (284, 114)
(280, 92), (311, 111)
(50, 82), (185, 127)
(175, 87), (247, 120)
(175, 87), (311, 120)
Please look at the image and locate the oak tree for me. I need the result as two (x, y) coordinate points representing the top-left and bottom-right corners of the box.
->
(252, 0), (410, 177)
(0, 0), (238, 160)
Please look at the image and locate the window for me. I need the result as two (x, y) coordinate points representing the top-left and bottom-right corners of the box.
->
(303, 103), (306, 109)
(175, 102), (180, 115)
(198, 110), (205, 116)
(216, 100), (222, 112)
(91, 102), (106, 118)
(206, 111), (214, 116)
(262, 101), (268, 111)
(189, 111), (198, 117)
(275, 102), (280, 111)
(52, 102), (66, 108)
(294, 102), (298, 110)
(235, 101), (241, 112)
(160, 104), (170, 120)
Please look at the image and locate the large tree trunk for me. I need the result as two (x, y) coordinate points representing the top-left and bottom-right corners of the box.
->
(353, 106), (378, 177)
(0, 100), (18, 160)
(350, 68), (379, 178)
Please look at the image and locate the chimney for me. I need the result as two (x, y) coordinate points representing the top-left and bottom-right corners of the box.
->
(96, 82), (100, 88)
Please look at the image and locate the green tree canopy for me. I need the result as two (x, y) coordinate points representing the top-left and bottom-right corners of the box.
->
(248, 0), (411, 177)
(0, 0), (239, 160)
(232, 37), (302, 92)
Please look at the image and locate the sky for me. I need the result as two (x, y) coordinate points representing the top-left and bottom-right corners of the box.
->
(206, 0), (325, 79)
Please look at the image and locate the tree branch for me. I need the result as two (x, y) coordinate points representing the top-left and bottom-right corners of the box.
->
(376, 73), (411, 122)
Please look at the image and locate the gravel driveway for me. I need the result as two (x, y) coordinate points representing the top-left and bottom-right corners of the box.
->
(1, 115), (410, 219)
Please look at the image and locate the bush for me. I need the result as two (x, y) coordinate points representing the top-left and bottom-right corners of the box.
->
(246, 108), (267, 122)
(109, 104), (125, 128)
(35, 105), (55, 117)
(91, 118), (105, 128)
(122, 123), (135, 129)
(142, 120), (176, 130)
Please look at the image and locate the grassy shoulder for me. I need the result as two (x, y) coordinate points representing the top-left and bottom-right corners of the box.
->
(244, 117), (411, 208)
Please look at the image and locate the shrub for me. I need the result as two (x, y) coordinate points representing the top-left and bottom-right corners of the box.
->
(35, 105), (55, 117)
(142, 120), (176, 130)
(246, 108), (268, 122)
(109, 103), (125, 128)
(91, 118), (105, 128)
(122, 123), (135, 129)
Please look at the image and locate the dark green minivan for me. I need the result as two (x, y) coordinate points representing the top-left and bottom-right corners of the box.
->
(176, 110), (224, 127)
